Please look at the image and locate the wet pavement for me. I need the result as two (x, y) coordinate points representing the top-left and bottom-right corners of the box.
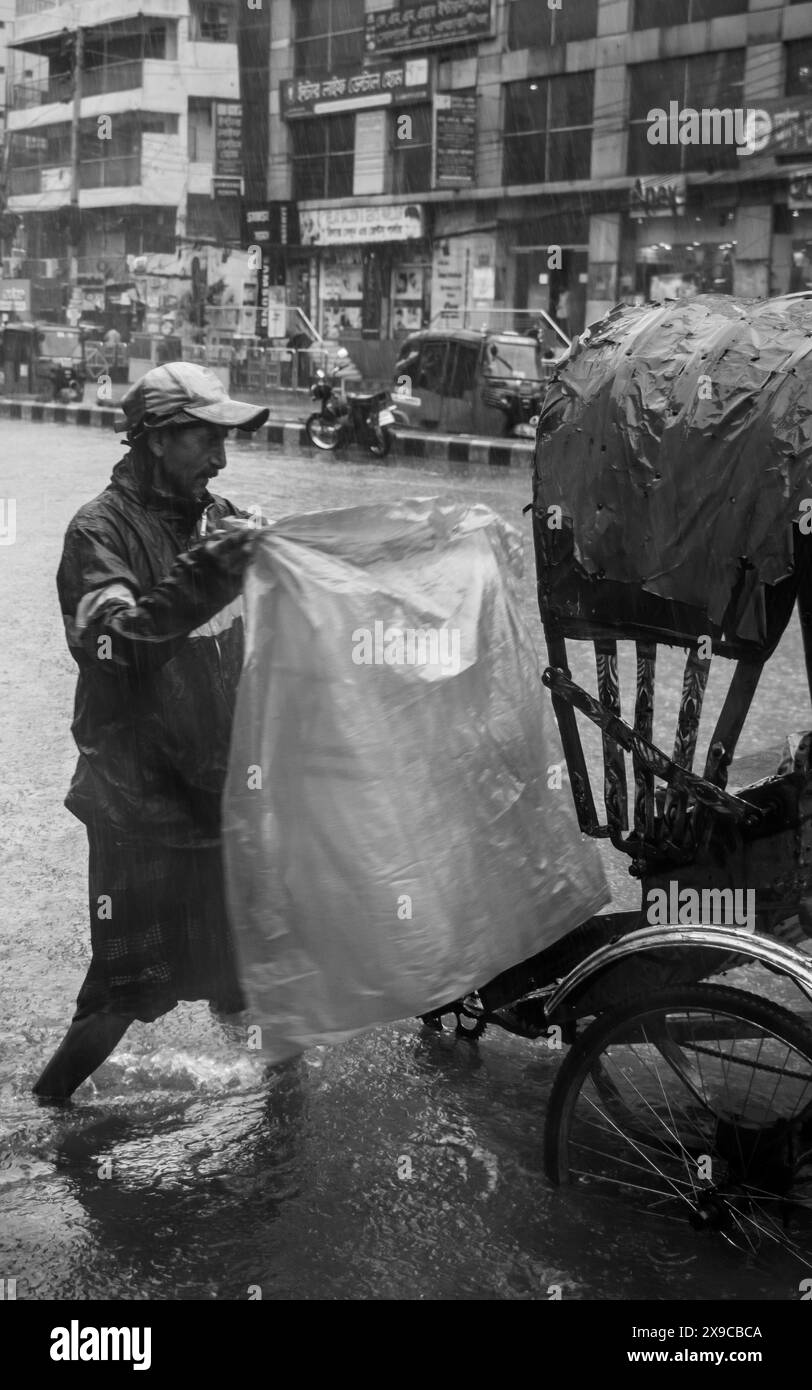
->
(2, 420), (812, 1300)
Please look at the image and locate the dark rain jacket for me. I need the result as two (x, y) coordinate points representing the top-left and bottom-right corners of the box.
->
(57, 449), (249, 848)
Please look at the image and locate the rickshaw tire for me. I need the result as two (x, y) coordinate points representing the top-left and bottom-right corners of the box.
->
(543, 982), (812, 1187)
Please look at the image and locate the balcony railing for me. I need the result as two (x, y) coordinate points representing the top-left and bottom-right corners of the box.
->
(11, 59), (145, 109)
(83, 60), (144, 98)
(12, 72), (72, 108)
(8, 153), (140, 195)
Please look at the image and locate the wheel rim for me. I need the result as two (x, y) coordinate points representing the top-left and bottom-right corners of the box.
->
(309, 417), (339, 449)
(553, 995), (812, 1265)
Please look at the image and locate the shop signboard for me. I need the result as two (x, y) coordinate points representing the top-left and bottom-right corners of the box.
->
(789, 167), (812, 210)
(433, 93), (477, 189)
(241, 201), (300, 249)
(737, 96), (812, 159)
(299, 204), (424, 247)
(214, 102), (242, 179)
(281, 58), (429, 118)
(0, 279), (30, 314)
(243, 202), (270, 247)
(212, 176), (242, 201)
(365, 0), (494, 56)
(630, 174), (687, 219)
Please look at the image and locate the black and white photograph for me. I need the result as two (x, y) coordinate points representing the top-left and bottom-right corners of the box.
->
(1, 0), (812, 1357)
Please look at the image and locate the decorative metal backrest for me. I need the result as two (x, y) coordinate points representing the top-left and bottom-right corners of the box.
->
(542, 630), (768, 876)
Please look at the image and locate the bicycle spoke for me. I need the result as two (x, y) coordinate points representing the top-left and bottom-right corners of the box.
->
(550, 987), (812, 1269)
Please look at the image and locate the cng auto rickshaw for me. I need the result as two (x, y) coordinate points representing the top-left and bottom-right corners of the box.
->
(390, 315), (570, 437)
(2, 321), (90, 400)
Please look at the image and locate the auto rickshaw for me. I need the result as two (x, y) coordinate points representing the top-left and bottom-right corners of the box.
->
(1, 321), (89, 401)
(389, 314), (570, 437)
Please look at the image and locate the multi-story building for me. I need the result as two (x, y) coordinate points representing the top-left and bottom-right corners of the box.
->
(267, 0), (812, 379)
(0, 0), (16, 141)
(3, 0), (242, 322)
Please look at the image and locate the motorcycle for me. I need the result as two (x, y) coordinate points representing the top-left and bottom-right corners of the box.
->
(306, 369), (395, 458)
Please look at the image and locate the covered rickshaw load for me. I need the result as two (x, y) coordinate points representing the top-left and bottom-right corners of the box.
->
(531, 293), (812, 959)
(533, 293), (812, 658)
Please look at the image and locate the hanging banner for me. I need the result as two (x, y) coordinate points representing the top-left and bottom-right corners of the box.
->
(365, 0), (494, 56)
(214, 102), (242, 178)
(433, 92), (477, 188)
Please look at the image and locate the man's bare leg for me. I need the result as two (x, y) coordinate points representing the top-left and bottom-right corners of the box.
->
(32, 1013), (134, 1101)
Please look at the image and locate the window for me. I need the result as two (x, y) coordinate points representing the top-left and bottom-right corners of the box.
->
(391, 105), (432, 194)
(188, 98), (213, 161)
(508, 0), (597, 50)
(504, 75), (594, 185)
(633, 0), (745, 27)
(291, 115), (354, 199)
(189, 0), (236, 43)
(140, 114), (178, 135)
(627, 50), (745, 175)
(787, 39), (812, 97)
(414, 340), (448, 393)
(444, 342), (479, 399)
(294, 0), (365, 77)
(186, 193), (241, 243)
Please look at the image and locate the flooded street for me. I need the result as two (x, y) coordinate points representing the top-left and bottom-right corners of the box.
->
(2, 419), (812, 1301)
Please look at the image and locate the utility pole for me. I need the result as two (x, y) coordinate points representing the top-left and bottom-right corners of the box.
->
(67, 25), (83, 311)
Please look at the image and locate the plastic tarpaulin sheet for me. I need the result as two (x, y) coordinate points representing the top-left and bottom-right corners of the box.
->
(535, 294), (812, 647)
(223, 499), (609, 1058)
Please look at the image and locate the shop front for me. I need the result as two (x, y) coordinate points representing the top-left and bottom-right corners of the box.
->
(498, 208), (591, 337)
(299, 203), (430, 382)
(624, 177), (772, 304)
(787, 170), (812, 293)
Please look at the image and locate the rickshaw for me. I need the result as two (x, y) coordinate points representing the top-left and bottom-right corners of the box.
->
(422, 294), (812, 1265)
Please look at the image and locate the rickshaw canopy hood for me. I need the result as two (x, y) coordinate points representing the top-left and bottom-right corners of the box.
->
(535, 294), (812, 652)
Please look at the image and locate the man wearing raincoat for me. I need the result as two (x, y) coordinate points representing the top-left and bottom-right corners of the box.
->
(33, 363), (269, 1100)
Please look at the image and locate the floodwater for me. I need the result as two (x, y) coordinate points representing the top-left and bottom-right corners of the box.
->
(2, 420), (812, 1300)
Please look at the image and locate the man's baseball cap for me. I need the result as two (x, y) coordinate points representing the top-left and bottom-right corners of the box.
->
(118, 362), (269, 438)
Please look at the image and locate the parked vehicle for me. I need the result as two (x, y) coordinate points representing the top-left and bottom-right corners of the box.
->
(306, 358), (394, 458)
(390, 316), (570, 438)
(0, 322), (89, 400)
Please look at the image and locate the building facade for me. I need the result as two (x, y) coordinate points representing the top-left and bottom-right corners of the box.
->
(2, 0), (243, 325)
(264, 0), (812, 378)
(3, 1), (812, 353)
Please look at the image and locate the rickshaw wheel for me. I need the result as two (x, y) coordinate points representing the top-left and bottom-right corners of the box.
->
(545, 984), (812, 1265)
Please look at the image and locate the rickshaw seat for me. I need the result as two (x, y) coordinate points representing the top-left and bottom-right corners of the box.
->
(536, 521), (812, 880)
